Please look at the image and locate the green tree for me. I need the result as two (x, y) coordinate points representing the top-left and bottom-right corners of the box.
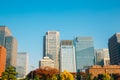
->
(85, 74), (92, 80)
(76, 69), (81, 80)
(1, 66), (18, 80)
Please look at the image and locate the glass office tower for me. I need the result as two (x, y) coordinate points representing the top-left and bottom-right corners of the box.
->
(0, 26), (18, 67)
(60, 40), (76, 72)
(16, 52), (28, 78)
(74, 37), (95, 71)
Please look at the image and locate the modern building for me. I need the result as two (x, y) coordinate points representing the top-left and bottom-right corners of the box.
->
(86, 65), (120, 78)
(60, 40), (76, 72)
(16, 52), (28, 78)
(0, 46), (6, 77)
(39, 56), (54, 68)
(103, 58), (110, 66)
(108, 33), (120, 65)
(5, 36), (18, 67)
(74, 37), (95, 71)
(43, 31), (60, 69)
(0, 26), (18, 68)
(95, 48), (110, 65)
(0, 26), (12, 46)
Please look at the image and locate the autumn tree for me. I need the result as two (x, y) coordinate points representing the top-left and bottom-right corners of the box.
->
(61, 70), (74, 80)
(96, 73), (111, 80)
(102, 73), (111, 80)
(26, 66), (59, 80)
(1, 66), (18, 80)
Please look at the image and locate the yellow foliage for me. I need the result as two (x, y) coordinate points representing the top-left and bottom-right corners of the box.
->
(61, 70), (74, 80)
(103, 73), (111, 80)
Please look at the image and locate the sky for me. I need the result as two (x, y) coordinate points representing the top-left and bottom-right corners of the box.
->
(0, 0), (120, 72)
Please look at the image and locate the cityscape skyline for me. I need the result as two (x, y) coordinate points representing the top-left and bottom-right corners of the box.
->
(0, 0), (120, 71)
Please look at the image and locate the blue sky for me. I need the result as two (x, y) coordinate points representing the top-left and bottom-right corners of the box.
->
(0, 0), (120, 71)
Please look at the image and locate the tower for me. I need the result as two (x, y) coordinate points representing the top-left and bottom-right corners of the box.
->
(43, 31), (60, 69)
(108, 33), (120, 65)
(74, 37), (95, 71)
(0, 26), (18, 67)
(60, 40), (76, 72)
(16, 52), (28, 78)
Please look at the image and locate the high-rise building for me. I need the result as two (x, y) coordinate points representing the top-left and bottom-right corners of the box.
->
(0, 26), (12, 46)
(39, 56), (54, 68)
(108, 33), (120, 65)
(60, 40), (76, 72)
(95, 48), (110, 65)
(43, 31), (60, 69)
(0, 26), (18, 68)
(0, 46), (6, 76)
(16, 52), (28, 78)
(74, 37), (95, 71)
(5, 36), (18, 67)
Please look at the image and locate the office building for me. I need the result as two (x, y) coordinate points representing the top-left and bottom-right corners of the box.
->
(16, 52), (28, 78)
(43, 31), (60, 69)
(74, 37), (95, 71)
(5, 36), (18, 67)
(60, 40), (76, 72)
(0, 26), (12, 46)
(0, 26), (18, 68)
(0, 46), (6, 76)
(108, 33), (120, 65)
(39, 56), (54, 68)
(95, 48), (110, 65)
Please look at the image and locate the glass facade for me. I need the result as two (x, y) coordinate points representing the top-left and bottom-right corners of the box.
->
(0, 26), (11, 46)
(0, 26), (17, 68)
(5, 36), (18, 67)
(16, 52), (28, 78)
(60, 40), (76, 72)
(74, 37), (95, 71)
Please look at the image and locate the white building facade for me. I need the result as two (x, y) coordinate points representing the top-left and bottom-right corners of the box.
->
(16, 52), (28, 78)
(60, 40), (76, 72)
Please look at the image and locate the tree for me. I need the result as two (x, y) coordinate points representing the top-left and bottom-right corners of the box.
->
(61, 70), (74, 80)
(26, 66), (59, 80)
(1, 66), (18, 80)
(85, 74), (92, 80)
(102, 73), (111, 80)
(97, 73), (111, 80)
(76, 69), (81, 80)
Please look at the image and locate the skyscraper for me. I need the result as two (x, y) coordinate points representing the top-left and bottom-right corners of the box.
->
(43, 31), (60, 69)
(0, 26), (11, 46)
(60, 40), (76, 72)
(0, 26), (18, 67)
(16, 52), (28, 78)
(5, 36), (18, 67)
(0, 46), (6, 76)
(95, 48), (110, 65)
(74, 37), (95, 71)
(108, 33), (120, 65)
